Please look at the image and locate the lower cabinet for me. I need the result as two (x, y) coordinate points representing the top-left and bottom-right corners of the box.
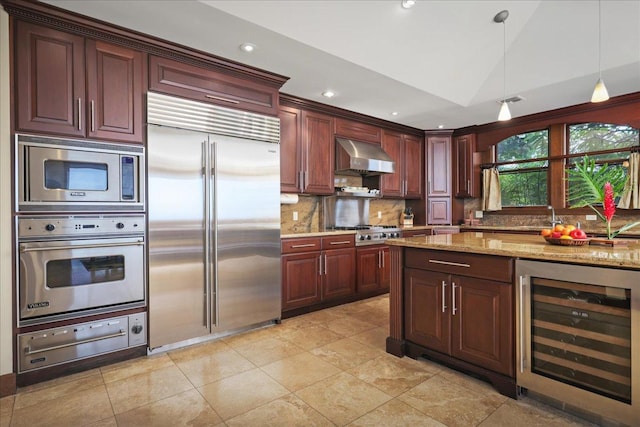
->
(404, 249), (514, 377)
(356, 245), (390, 294)
(281, 235), (355, 311)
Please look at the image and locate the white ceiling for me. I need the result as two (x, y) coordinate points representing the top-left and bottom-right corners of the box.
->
(45, 0), (640, 130)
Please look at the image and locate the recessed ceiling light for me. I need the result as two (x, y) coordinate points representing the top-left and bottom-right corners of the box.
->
(401, 0), (416, 9)
(321, 90), (335, 98)
(437, 125), (445, 129)
(239, 43), (256, 52)
(391, 112), (399, 116)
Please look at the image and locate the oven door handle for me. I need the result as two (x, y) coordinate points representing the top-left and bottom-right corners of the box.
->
(24, 329), (126, 356)
(20, 240), (144, 252)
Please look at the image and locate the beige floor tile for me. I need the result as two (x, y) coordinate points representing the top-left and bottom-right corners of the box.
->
(83, 416), (118, 427)
(10, 384), (113, 427)
(310, 337), (386, 371)
(278, 323), (345, 351)
(16, 368), (101, 394)
(226, 394), (334, 427)
(198, 368), (289, 420)
(175, 346), (255, 387)
(349, 354), (438, 397)
(436, 365), (506, 397)
(105, 364), (194, 414)
(167, 338), (232, 364)
(100, 353), (174, 384)
(0, 395), (14, 427)
(348, 399), (446, 427)
(349, 326), (390, 351)
(233, 336), (306, 366)
(479, 397), (598, 427)
(398, 374), (506, 427)
(221, 324), (283, 348)
(348, 307), (390, 327)
(14, 372), (105, 410)
(261, 352), (341, 391)
(295, 371), (392, 426)
(115, 388), (223, 427)
(324, 317), (378, 337)
(298, 308), (347, 324)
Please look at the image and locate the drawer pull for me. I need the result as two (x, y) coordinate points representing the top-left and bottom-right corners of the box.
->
(290, 243), (317, 248)
(428, 259), (470, 268)
(205, 94), (240, 104)
(329, 240), (351, 245)
(442, 281), (447, 313)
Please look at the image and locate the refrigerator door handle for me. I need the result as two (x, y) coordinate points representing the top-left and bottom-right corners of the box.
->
(210, 140), (219, 327)
(202, 140), (212, 328)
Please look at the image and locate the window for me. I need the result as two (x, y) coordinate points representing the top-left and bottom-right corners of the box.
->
(496, 130), (549, 207)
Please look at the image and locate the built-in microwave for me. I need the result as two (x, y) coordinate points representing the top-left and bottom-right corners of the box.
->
(16, 134), (145, 212)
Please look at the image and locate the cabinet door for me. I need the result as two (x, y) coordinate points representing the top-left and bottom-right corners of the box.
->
(323, 248), (356, 300)
(334, 118), (381, 143)
(356, 246), (381, 293)
(454, 134), (477, 198)
(15, 21), (85, 137)
(450, 276), (513, 376)
(302, 111), (334, 194)
(379, 246), (391, 291)
(404, 135), (424, 199)
(427, 136), (451, 197)
(86, 40), (144, 143)
(427, 197), (451, 225)
(379, 131), (403, 197)
(404, 268), (450, 354)
(281, 252), (322, 310)
(279, 106), (302, 193)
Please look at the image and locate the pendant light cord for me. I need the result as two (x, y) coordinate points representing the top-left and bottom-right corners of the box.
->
(597, 0), (602, 79)
(503, 19), (507, 103)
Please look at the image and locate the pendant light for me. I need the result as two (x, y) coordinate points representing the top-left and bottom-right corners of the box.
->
(494, 10), (511, 121)
(591, 0), (609, 102)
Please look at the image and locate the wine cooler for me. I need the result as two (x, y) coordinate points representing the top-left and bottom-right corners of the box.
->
(516, 260), (639, 426)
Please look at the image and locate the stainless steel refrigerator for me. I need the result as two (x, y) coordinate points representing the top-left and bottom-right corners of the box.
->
(146, 92), (281, 350)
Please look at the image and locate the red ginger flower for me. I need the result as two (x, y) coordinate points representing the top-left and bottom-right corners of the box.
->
(603, 182), (616, 239)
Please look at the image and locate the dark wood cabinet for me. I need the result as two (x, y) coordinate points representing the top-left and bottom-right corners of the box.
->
(356, 245), (390, 294)
(281, 235), (355, 312)
(379, 131), (424, 199)
(278, 106), (302, 193)
(334, 118), (381, 143)
(403, 249), (514, 377)
(454, 133), (479, 198)
(15, 21), (145, 143)
(426, 135), (452, 224)
(427, 197), (451, 225)
(149, 55), (279, 116)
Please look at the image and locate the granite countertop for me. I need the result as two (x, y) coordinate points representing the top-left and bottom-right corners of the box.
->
(386, 232), (640, 269)
(460, 224), (640, 237)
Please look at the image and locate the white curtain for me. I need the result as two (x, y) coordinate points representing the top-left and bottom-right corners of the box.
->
(482, 167), (502, 211)
(618, 152), (639, 209)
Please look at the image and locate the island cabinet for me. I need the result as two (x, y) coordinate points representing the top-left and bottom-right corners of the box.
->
(356, 245), (390, 294)
(15, 21), (145, 143)
(278, 107), (334, 194)
(281, 235), (355, 312)
(378, 131), (424, 199)
(403, 248), (515, 392)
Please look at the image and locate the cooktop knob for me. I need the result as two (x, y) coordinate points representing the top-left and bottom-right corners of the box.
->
(45, 223), (55, 232)
(131, 324), (143, 334)
(381, 232), (387, 238)
(116, 222), (125, 229)
(366, 235), (372, 240)
(358, 235), (365, 241)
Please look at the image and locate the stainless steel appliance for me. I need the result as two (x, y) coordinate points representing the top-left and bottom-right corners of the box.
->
(516, 260), (639, 425)
(17, 214), (146, 325)
(147, 92), (281, 350)
(18, 312), (146, 373)
(16, 134), (144, 212)
(335, 137), (395, 176)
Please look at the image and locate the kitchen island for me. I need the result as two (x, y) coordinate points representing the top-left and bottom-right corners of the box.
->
(384, 232), (640, 404)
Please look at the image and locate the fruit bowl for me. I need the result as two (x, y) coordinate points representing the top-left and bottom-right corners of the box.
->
(544, 236), (590, 246)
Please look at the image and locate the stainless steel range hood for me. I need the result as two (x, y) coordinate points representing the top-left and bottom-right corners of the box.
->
(335, 137), (395, 176)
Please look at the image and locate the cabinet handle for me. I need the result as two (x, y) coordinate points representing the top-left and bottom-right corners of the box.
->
(291, 243), (316, 248)
(428, 259), (470, 268)
(442, 281), (447, 313)
(77, 98), (82, 130)
(380, 250), (385, 268)
(204, 94), (240, 104)
(329, 241), (351, 245)
(467, 179), (471, 194)
(519, 275), (527, 373)
(319, 255), (323, 275)
(324, 254), (327, 276)
(90, 100), (95, 132)
(452, 282), (458, 315)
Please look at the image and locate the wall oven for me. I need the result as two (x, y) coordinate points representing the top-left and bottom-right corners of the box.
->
(16, 134), (144, 212)
(516, 260), (639, 426)
(17, 215), (146, 326)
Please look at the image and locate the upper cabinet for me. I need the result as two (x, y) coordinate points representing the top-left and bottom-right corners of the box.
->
(454, 133), (479, 198)
(379, 131), (424, 199)
(279, 106), (334, 195)
(427, 135), (451, 197)
(334, 118), (381, 144)
(149, 55), (279, 116)
(15, 21), (145, 143)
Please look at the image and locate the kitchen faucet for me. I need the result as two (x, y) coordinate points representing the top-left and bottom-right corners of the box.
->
(547, 205), (562, 228)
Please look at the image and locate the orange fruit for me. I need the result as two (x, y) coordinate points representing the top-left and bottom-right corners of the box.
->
(540, 229), (552, 237)
(553, 224), (565, 233)
(562, 225), (576, 235)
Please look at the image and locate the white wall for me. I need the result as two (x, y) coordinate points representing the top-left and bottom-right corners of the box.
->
(0, 7), (13, 378)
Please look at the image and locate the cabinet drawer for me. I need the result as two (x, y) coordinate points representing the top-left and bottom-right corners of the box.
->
(149, 55), (279, 116)
(322, 234), (355, 249)
(405, 249), (513, 282)
(281, 237), (321, 254)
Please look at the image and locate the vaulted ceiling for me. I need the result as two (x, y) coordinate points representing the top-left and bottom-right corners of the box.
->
(45, 0), (640, 130)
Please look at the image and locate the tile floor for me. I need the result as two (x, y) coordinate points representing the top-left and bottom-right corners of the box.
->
(1, 295), (596, 427)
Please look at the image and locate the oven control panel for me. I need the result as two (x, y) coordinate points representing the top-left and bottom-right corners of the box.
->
(18, 215), (145, 239)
